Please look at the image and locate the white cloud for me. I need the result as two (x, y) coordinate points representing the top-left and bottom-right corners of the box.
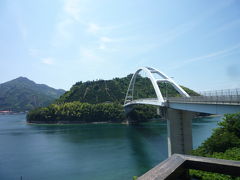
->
(63, 0), (82, 22)
(87, 23), (101, 34)
(164, 22), (196, 43)
(41, 57), (55, 65)
(18, 21), (28, 40)
(170, 43), (240, 70)
(58, 19), (74, 38)
(98, 36), (115, 50)
(11, 1), (28, 40)
(86, 23), (122, 35)
(28, 48), (40, 57)
(100, 37), (113, 43)
(207, 18), (240, 37)
(52, 0), (83, 46)
(155, 0), (236, 47)
(79, 48), (104, 63)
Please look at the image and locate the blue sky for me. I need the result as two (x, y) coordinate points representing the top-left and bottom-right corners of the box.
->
(1, 0), (240, 91)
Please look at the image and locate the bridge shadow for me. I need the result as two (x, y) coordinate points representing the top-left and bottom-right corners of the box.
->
(126, 121), (168, 176)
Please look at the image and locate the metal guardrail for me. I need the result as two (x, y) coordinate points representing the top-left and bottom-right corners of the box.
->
(138, 154), (240, 180)
(198, 88), (240, 96)
(167, 89), (240, 105)
(125, 89), (240, 105)
(167, 95), (240, 104)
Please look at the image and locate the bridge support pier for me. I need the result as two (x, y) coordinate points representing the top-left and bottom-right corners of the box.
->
(167, 109), (195, 157)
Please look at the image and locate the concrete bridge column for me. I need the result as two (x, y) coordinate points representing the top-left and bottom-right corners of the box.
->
(167, 108), (195, 157)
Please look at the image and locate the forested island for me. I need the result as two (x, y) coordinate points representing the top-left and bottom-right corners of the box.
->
(27, 74), (198, 124)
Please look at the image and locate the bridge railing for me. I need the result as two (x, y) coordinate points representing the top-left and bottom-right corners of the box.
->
(167, 88), (240, 105)
(198, 88), (240, 96)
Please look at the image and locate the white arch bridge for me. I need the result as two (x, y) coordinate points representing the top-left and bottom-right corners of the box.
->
(123, 67), (240, 156)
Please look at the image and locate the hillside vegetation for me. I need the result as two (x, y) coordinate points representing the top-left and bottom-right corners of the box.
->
(57, 74), (198, 104)
(191, 112), (240, 180)
(27, 75), (198, 123)
(0, 77), (65, 112)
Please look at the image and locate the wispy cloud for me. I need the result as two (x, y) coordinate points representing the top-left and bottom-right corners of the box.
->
(17, 20), (28, 40)
(155, 0), (235, 47)
(41, 57), (55, 65)
(10, 1), (28, 40)
(207, 18), (240, 37)
(87, 23), (101, 34)
(98, 36), (116, 50)
(170, 43), (240, 70)
(52, 0), (83, 46)
(79, 47), (104, 64)
(28, 48), (40, 57)
(52, 0), (126, 52)
(53, 19), (75, 46)
(86, 22), (121, 35)
(157, 22), (197, 46)
(63, 0), (82, 22)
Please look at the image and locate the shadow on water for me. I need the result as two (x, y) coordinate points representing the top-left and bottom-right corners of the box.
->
(126, 124), (153, 174)
(125, 120), (168, 176)
(28, 120), (168, 178)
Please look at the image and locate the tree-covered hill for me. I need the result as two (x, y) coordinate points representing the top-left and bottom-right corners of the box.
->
(57, 74), (198, 104)
(27, 75), (199, 124)
(0, 77), (65, 112)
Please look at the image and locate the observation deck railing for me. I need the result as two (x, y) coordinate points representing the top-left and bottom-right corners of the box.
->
(138, 154), (240, 180)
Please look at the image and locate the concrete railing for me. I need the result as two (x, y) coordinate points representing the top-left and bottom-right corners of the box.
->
(138, 154), (240, 180)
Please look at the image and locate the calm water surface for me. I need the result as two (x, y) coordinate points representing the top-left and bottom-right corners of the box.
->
(0, 114), (221, 180)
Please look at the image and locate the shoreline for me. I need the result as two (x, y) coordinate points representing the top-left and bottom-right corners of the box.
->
(27, 120), (129, 125)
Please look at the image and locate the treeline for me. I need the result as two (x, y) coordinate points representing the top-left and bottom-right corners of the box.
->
(56, 74), (199, 104)
(27, 102), (160, 124)
(27, 102), (124, 123)
(28, 74), (198, 123)
(191, 112), (240, 180)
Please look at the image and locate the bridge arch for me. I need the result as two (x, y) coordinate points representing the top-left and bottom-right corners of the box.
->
(124, 67), (190, 106)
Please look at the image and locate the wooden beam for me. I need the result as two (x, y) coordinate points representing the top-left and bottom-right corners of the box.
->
(138, 154), (240, 180)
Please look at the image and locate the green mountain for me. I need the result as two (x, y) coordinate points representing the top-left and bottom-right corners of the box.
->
(0, 77), (65, 112)
(27, 75), (198, 124)
(57, 74), (198, 104)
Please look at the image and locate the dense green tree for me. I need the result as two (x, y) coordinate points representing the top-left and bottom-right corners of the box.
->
(28, 74), (198, 123)
(193, 112), (240, 155)
(27, 102), (125, 123)
(56, 74), (198, 104)
(127, 105), (161, 122)
(191, 112), (240, 180)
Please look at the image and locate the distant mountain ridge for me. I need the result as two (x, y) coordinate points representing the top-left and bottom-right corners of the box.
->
(0, 77), (65, 112)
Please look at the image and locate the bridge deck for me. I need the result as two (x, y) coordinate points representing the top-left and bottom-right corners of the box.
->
(124, 95), (240, 114)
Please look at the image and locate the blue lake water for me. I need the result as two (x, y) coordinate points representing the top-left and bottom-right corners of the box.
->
(0, 114), (221, 180)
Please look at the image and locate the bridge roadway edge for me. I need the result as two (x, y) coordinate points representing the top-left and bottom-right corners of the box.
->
(168, 101), (240, 115)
